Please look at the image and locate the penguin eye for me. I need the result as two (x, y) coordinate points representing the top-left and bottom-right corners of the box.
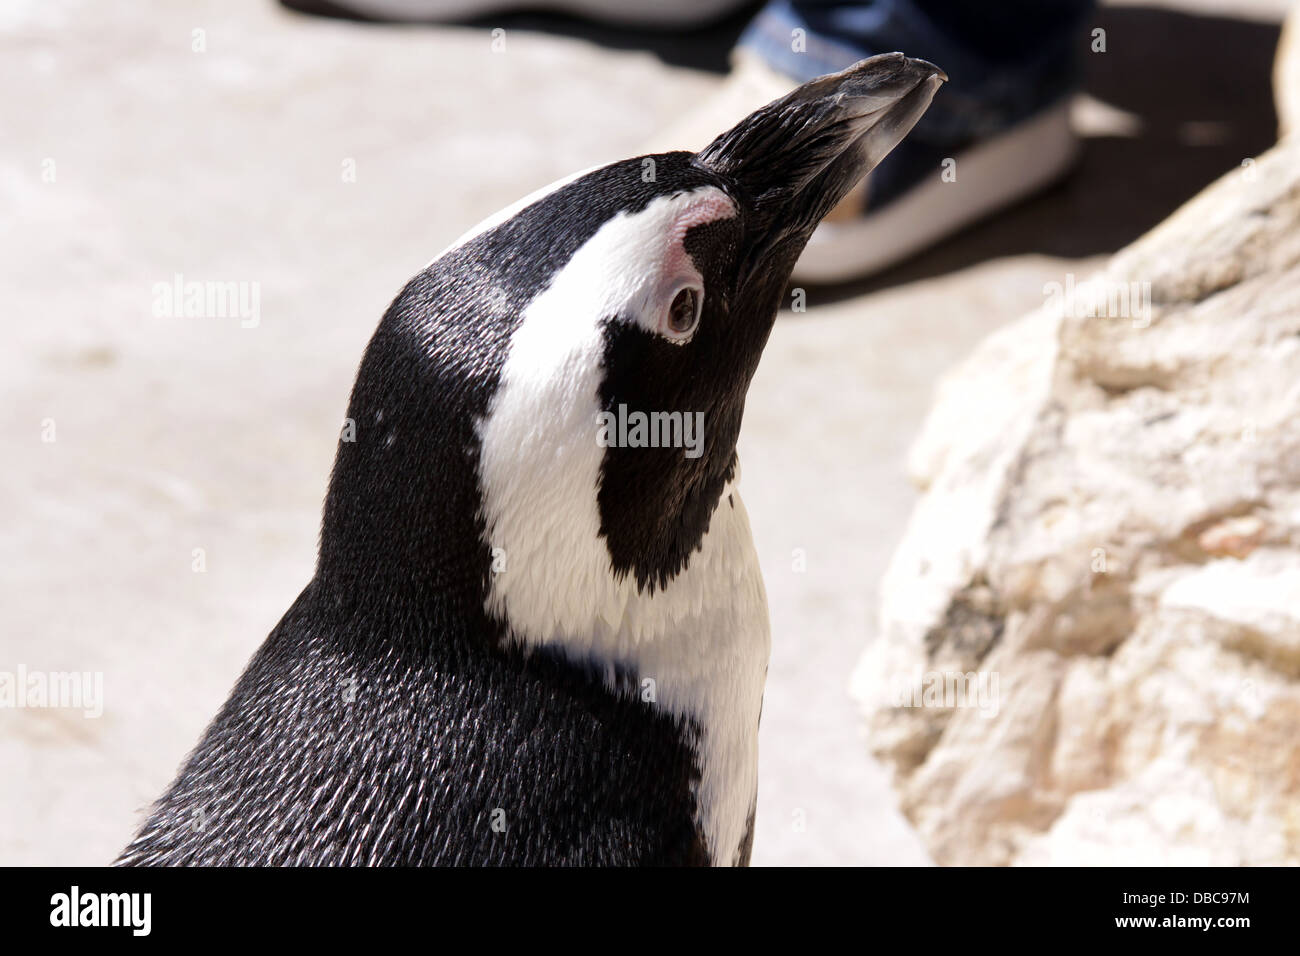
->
(666, 286), (702, 339)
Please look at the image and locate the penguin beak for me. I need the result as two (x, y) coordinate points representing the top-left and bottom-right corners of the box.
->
(695, 52), (946, 256)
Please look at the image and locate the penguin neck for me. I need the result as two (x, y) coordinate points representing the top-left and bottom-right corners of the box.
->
(479, 460), (770, 867)
(314, 310), (511, 621)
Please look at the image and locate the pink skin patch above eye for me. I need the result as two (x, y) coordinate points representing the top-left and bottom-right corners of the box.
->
(662, 190), (739, 284)
(632, 188), (739, 343)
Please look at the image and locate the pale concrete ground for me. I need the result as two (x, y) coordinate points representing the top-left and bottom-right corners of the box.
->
(0, 0), (1287, 865)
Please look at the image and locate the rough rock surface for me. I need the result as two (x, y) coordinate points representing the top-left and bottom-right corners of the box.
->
(853, 134), (1300, 866)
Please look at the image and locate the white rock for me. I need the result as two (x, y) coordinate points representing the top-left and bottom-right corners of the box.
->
(853, 133), (1300, 865)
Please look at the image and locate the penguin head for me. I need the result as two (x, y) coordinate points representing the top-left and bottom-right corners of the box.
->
(321, 54), (944, 617)
(587, 53), (947, 591)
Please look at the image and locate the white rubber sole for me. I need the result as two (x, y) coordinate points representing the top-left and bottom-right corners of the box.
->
(328, 0), (750, 27)
(794, 100), (1080, 284)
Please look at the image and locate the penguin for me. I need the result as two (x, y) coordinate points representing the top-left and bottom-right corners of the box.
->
(117, 53), (944, 867)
